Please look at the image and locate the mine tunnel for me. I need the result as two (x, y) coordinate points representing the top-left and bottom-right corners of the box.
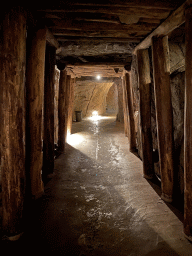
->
(1, 1), (192, 255)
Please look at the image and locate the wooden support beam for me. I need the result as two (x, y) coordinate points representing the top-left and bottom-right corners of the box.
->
(46, 28), (60, 49)
(122, 77), (129, 137)
(137, 49), (154, 179)
(1, 8), (26, 239)
(125, 73), (137, 152)
(133, 0), (192, 54)
(58, 37), (141, 43)
(58, 70), (67, 152)
(43, 44), (56, 180)
(65, 75), (72, 141)
(184, 6), (192, 241)
(26, 25), (46, 199)
(152, 36), (174, 203)
(67, 78), (75, 136)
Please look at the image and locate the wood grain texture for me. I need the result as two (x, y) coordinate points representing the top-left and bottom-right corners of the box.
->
(43, 44), (56, 179)
(1, 8), (26, 237)
(26, 25), (46, 199)
(152, 36), (174, 203)
(58, 70), (67, 152)
(122, 77), (129, 137)
(125, 73), (137, 152)
(184, 7), (192, 239)
(134, 0), (192, 53)
(137, 49), (153, 179)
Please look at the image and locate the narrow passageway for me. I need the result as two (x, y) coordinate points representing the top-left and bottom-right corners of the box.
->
(5, 115), (192, 255)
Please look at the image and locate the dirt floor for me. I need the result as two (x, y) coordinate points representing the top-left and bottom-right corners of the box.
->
(1, 115), (192, 255)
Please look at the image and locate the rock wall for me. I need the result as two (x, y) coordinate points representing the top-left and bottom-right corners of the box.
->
(106, 83), (118, 114)
(73, 79), (115, 118)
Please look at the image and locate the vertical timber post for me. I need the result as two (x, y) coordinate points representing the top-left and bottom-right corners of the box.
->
(67, 78), (75, 136)
(26, 24), (46, 199)
(137, 49), (154, 179)
(152, 36), (174, 203)
(184, 7), (192, 241)
(1, 8), (26, 239)
(43, 44), (56, 180)
(65, 75), (72, 141)
(125, 72), (137, 152)
(58, 69), (67, 152)
(122, 77), (129, 137)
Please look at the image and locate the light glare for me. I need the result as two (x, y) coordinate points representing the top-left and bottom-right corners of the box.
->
(96, 75), (101, 80)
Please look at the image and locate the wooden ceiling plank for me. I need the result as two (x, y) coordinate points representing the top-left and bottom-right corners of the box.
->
(57, 37), (142, 43)
(49, 20), (158, 32)
(39, 7), (171, 19)
(46, 28), (60, 49)
(133, 0), (192, 53)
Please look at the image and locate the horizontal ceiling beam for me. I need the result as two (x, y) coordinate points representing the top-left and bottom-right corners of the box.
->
(57, 37), (142, 43)
(39, 7), (170, 19)
(49, 19), (158, 32)
(133, 0), (192, 53)
(37, 0), (181, 10)
(46, 28), (60, 48)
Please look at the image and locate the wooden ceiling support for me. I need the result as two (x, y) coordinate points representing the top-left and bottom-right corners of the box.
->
(152, 36), (174, 203)
(184, 6), (192, 242)
(137, 49), (154, 180)
(133, 0), (192, 54)
(46, 28), (60, 49)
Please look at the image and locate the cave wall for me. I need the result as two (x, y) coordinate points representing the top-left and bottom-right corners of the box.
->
(73, 80), (116, 118)
(106, 83), (118, 114)
(131, 42), (185, 197)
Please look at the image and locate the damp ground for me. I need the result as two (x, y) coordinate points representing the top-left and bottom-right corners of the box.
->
(2, 115), (192, 255)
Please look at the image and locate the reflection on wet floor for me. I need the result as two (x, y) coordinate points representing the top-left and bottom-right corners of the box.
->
(6, 115), (192, 256)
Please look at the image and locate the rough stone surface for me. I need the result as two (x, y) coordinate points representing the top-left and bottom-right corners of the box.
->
(170, 71), (185, 197)
(5, 116), (192, 255)
(106, 83), (118, 114)
(73, 80), (115, 118)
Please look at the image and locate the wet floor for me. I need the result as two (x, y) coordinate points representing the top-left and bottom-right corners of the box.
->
(2, 115), (192, 255)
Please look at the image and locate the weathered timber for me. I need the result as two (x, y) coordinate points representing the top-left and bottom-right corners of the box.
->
(38, 6), (172, 18)
(57, 37), (142, 43)
(65, 75), (72, 141)
(58, 70), (67, 152)
(152, 36), (174, 203)
(67, 78), (75, 136)
(43, 44), (56, 179)
(65, 65), (125, 78)
(184, 7), (192, 241)
(133, 0), (192, 54)
(50, 19), (160, 32)
(1, 8), (26, 239)
(46, 27), (60, 49)
(122, 77), (129, 137)
(53, 29), (146, 39)
(137, 49), (153, 179)
(125, 73), (137, 152)
(26, 25), (46, 199)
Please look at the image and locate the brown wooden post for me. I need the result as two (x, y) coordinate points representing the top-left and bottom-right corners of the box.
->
(58, 69), (67, 152)
(152, 36), (174, 203)
(184, 7), (192, 241)
(125, 73), (137, 152)
(137, 49), (154, 179)
(65, 75), (72, 140)
(67, 78), (75, 136)
(1, 8), (26, 239)
(43, 44), (56, 180)
(122, 77), (129, 137)
(26, 24), (46, 199)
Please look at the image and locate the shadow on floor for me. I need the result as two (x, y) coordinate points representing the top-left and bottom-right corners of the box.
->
(0, 143), (184, 256)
